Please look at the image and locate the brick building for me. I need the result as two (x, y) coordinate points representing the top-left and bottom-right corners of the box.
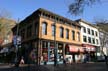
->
(12, 8), (82, 65)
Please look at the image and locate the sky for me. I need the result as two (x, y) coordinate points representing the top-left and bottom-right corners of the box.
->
(0, 0), (108, 23)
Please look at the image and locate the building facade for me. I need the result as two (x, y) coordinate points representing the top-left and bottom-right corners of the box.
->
(76, 19), (100, 62)
(97, 29), (108, 60)
(12, 8), (82, 65)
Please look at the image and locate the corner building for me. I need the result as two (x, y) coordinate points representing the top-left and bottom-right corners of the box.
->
(12, 8), (82, 65)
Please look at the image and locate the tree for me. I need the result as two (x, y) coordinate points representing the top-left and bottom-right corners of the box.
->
(68, 0), (100, 16)
(0, 8), (11, 19)
(0, 18), (15, 46)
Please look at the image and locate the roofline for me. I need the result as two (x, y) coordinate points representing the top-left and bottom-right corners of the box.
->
(76, 19), (98, 29)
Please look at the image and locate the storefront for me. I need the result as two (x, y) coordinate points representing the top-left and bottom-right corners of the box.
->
(40, 41), (64, 65)
(82, 44), (96, 62)
(65, 44), (83, 63)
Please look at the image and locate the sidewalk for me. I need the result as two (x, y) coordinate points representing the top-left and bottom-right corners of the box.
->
(0, 62), (108, 71)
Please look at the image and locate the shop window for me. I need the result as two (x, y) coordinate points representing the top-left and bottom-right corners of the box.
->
(58, 43), (63, 61)
(42, 41), (48, 62)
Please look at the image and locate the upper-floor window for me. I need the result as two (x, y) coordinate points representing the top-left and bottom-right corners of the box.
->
(27, 25), (32, 38)
(21, 29), (25, 40)
(92, 38), (95, 44)
(77, 32), (80, 41)
(35, 22), (38, 36)
(52, 25), (56, 36)
(87, 28), (90, 34)
(72, 30), (75, 40)
(83, 35), (87, 42)
(83, 27), (86, 33)
(66, 29), (69, 39)
(95, 31), (98, 37)
(42, 22), (47, 35)
(60, 27), (64, 38)
(91, 30), (94, 35)
(96, 39), (99, 45)
(88, 37), (91, 43)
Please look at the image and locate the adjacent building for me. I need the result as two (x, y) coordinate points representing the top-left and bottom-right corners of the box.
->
(12, 8), (82, 64)
(76, 19), (100, 62)
(96, 29), (108, 60)
(0, 18), (15, 52)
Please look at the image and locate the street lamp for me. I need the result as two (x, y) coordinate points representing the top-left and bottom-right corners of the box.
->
(54, 20), (57, 66)
(14, 19), (20, 67)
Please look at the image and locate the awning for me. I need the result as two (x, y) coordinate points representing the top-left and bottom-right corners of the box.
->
(66, 45), (84, 53)
(82, 44), (96, 52)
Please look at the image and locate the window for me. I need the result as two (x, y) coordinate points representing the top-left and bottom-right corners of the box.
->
(27, 25), (32, 38)
(92, 38), (95, 44)
(77, 32), (80, 41)
(88, 37), (91, 43)
(42, 22), (47, 35)
(83, 36), (87, 42)
(83, 27), (86, 33)
(87, 28), (90, 34)
(35, 22), (38, 36)
(60, 27), (64, 38)
(21, 29), (25, 40)
(91, 30), (94, 35)
(72, 30), (75, 40)
(96, 39), (99, 44)
(52, 25), (55, 36)
(95, 31), (98, 37)
(66, 29), (69, 39)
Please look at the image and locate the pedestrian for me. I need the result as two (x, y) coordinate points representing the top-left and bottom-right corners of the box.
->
(20, 56), (24, 64)
(104, 55), (108, 65)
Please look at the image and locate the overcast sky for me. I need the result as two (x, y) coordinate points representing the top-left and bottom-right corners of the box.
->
(0, 0), (108, 23)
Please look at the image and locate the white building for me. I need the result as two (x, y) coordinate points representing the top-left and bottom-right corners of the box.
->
(99, 29), (108, 57)
(76, 19), (100, 61)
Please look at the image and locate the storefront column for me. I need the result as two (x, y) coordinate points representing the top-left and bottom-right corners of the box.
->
(37, 39), (42, 65)
(48, 42), (50, 62)
(63, 43), (66, 60)
(56, 43), (58, 63)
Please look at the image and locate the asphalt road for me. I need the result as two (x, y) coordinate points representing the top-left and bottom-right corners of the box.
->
(0, 62), (108, 71)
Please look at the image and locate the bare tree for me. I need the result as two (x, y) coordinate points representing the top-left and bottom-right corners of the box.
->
(95, 19), (108, 65)
(68, 0), (100, 16)
(0, 8), (11, 18)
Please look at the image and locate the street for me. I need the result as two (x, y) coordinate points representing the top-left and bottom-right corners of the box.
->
(0, 62), (108, 71)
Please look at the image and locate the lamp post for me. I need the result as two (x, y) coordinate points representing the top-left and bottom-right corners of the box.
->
(54, 20), (57, 66)
(14, 19), (20, 67)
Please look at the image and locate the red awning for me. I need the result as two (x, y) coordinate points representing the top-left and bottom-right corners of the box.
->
(67, 45), (84, 53)
(82, 44), (96, 51)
